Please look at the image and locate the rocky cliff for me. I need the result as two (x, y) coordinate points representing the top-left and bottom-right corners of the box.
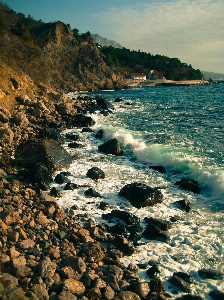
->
(0, 4), (127, 109)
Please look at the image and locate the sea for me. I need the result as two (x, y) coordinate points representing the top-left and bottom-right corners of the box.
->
(53, 84), (224, 298)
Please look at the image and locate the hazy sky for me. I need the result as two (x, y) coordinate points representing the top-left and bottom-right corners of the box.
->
(3, 0), (224, 73)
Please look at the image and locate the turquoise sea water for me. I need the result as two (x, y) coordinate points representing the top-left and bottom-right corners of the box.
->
(93, 84), (224, 211)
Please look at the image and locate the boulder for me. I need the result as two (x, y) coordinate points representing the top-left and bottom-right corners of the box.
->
(95, 96), (114, 110)
(68, 142), (84, 149)
(127, 282), (150, 298)
(198, 269), (224, 279)
(149, 165), (165, 174)
(98, 138), (124, 156)
(103, 210), (140, 226)
(175, 199), (192, 212)
(14, 112), (29, 127)
(15, 138), (72, 171)
(118, 182), (163, 208)
(144, 217), (171, 231)
(0, 127), (14, 147)
(175, 178), (201, 194)
(142, 223), (170, 243)
(114, 291), (141, 300)
(62, 256), (86, 280)
(95, 129), (105, 138)
(72, 114), (95, 127)
(29, 163), (53, 183)
(209, 290), (224, 300)
(86, 167), (105, 180)
(112, 234), (135, 255)
(84, 188), (102, 198)
(66, 133), (80, 141)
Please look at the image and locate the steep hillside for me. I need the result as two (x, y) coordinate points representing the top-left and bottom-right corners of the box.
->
(0, 3), (127, 109)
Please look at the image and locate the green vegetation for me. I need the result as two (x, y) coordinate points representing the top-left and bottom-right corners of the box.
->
(99, 46), (203, 80)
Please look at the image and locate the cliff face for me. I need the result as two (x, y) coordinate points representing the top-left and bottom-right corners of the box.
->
(0, 4), (127, 104)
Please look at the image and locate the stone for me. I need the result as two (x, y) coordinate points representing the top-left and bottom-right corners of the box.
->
(98, 138), (124, 156)
(66, 133), (80, 141)
(114, 290), (141, 300)
(31, 283), (49, 300)
(0, 127), (14, 146)
(58, 290), (77, 300)
(82, 241), (105, 262)
(63, 278), (85, 295)
(127, 282), (150, 298)
(86, 167), (105, 180)
(72, 114), (95, 127)
(143, 223), (170, 243)
(101, 285), (115, 300)
(209, 290), (224, 300)
(37, 257), (57, 278)
(15, 138), (72, 171)
(0, 272), (19, 288)
(85, 287), (102, 299)
(95, 129), (105, 138)
(175, 177), (201, 194)
(118, 182), (163, 208)
(169, 274), (191, 293)
(144, 217), (171, 231)
(198, 268), (224, 279)
(63, 256), (86, 280)
(149, 278), (166, 294)
(95, 96), (114, 110)
(54, 173), (70, 184)
(84, 188), (101, 198)
(103, 209), (140, 226)
(30, 163), (53, 183)
(68, 142), (84, 148)
(18, 238), (35, 250)
(175, 199), (192, 212)
(14, 112), (29, 127)
(111, 235), (135, 255)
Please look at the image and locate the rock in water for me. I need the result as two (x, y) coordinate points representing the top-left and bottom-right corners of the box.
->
(118, 182), (163, 208)
(15, 138), (72, 171)
(175, 177), (201, 194)
(98, 138), (124, 156)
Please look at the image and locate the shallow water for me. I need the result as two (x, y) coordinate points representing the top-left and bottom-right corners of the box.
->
(54, 85), (224, 298)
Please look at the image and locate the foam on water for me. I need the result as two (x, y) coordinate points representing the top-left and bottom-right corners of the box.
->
(51, 87), (224, 298)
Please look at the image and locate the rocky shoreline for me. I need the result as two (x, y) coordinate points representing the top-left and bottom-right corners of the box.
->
(0, 89), (223, 300)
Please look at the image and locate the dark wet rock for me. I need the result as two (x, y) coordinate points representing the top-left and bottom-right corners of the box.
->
(144, 217), (171, 231)
(198, 268), (224, 279)
(95, 129), (105, 138)
(149, 166), (166, 174)
(209, 290), (224, 300)
(72, 114), (95, 127)
(68, 142), (84, 149)
(66, 133), (80, 141)
(175, 296), (204, 300)
(82, 241), (105, 262)
(118, 182), (163, 208)
(64, 182), (79, 190)
(82, 127), (94, 132)
(38, 129), (65, 143)
(149, 278), (166, 294)
(101, 285), (115, 300)
(54, 173), (70, 184)
(112, 234), (135, 255)
(62, 256), (86, 280)
(127, 281), (150, 298)
(103, 210), (140, 226)
(115, 97), (123, 102)
(50, 187), (62, 197)
(175, 200), (192, 212)
(175, 178), (201, 194)
(114, 290), (141, 300)
(95, 96), (114, 110)
(146, 265), (160, 278)
(84, 188), (102, 198)
(173, 272), (194, 284)
(89, 226), (107, 242)
(85, 287), (102, 299)
(96, 265), (124, 281)
(169, 274), (191, 293)
(99, 201), (112, 210)
(29, 163), (53, 184)
(108, 222), (127, 235)
(15, 138), (72, 171)
(142, 223), (170, 243)
(86, 167), (105, 180)
(98, 138), (124, 156)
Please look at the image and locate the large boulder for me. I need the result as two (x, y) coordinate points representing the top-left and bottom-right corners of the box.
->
(95, 96), (114, 110)
(86, 167), (105, 180)
(98, 138), (124, 156)
(72, 114), (95, 127)
(118, 182), (163, 208)
(175, 177), (201, 194)
(15, 138), (72, 171)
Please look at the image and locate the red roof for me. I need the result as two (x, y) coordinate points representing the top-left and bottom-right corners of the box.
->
(131, 73), (147, 77)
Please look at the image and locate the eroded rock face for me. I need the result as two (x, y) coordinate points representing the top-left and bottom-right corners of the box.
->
(118, 182), (163, 208)
(15, 138), (72, 171)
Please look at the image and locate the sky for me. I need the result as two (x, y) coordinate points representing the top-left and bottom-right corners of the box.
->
(3, 0), (224, 73)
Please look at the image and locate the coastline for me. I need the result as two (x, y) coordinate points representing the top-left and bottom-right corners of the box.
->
(0, 89), (223, 299)
(127, 79), (209, 88)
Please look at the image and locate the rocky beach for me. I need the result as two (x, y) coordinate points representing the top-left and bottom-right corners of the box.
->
(0, 88), (223, 300)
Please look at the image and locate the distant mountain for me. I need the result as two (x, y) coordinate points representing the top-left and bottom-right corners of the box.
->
(91, 34), (123, 49)
(202, 71), (224, 80)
